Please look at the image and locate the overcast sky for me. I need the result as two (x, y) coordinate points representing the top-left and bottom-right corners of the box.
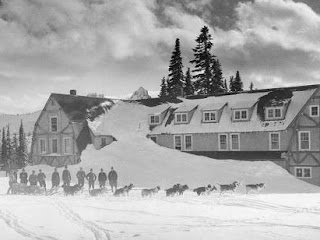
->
(0, 0), (320, 113)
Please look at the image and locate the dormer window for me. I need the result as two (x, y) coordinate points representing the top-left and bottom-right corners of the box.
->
(310, 105), (319, 117)
(175, 113), (188, 124)
(203, 111), (217, 123)
(149, 115), (160, 125)
(50, 116), (58, 132)
(265, 107), (283, 120)
(233, 109), (248, 121)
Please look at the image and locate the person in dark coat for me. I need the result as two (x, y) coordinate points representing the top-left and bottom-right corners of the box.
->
(98, 168), (107, 189)
(76, 167), (86, 188)
(37, 169), (46, 190)
(29, 170), (37, 186)
(20, 168), (28, 184)
(62, 165), (71, 187)
(51, 168), (60, 188)
(86, 168), (97, 191)
(108, 167), (118, 192)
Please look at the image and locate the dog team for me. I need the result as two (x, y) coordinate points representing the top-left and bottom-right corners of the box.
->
(7, 166), (118, 194)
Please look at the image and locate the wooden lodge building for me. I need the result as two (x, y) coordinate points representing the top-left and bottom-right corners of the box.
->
(148, 84), (320, 186)
(30, 90), (114, 167)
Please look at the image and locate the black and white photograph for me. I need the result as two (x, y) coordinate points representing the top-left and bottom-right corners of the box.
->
(0, 0), (320, 239)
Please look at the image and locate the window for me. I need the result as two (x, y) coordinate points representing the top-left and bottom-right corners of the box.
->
(64, 138), (72, 154)
(219, 134), (228, 150)
(265, 107), (283, 120)
(310, 105), (319, 117)
(175, 113), (188, 124)
(149, 115), (160, 125)
(203, 111), (217, 123)
(269, 132), (280, 150)
(184, 135), (192, 151)
(39, 139), (46, 154)
(233, 109), (249, 121)
(50, 116), (58, 132)
(295, 167), (312, 178)
(299, 131), (311, 150)
(230, 134), (240, 150)
(150, 136), (157, 143)
(51, 139), (58, 154)
(174, 135), (182, 150)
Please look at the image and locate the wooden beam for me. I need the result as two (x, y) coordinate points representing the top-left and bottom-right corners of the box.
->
(298, 152), (310, 164)
(309, 153), (320, 166)
(301, 113), (318, 125)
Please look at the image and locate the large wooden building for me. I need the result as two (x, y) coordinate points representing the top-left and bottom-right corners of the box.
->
(148, 85), (320, 186)
(30, 90), (114, 167)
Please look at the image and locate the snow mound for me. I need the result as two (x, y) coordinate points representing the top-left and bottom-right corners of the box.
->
(9, 101), (319, 194)
(129, 87), (151, 100)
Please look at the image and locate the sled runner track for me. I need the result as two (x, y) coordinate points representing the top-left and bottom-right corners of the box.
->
(0, 209), (58, 240)
(52, 198), (111, 240)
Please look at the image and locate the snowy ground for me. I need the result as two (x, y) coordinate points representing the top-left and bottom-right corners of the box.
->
(0, 188), (320, 240)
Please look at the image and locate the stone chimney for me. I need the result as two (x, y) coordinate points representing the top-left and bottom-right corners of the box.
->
(70, 89), (77, 96)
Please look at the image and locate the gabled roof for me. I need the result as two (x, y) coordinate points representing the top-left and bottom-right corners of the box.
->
(50, 93), (114, 121)
(151, 85), (319, 134)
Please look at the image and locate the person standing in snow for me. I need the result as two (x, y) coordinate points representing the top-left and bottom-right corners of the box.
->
(29, 170), (38, 186)
(86, 168), (97, 191)
(98, 168), (107, 189)
(51, 168), (60, 188)
(108, 167), (118, 192)
(20, 168), (28, 184)
(62, 165), (71, 187)
(76, 167), (86, 188)
(37, 169), (46, 190)
(7, 170), (17, 194)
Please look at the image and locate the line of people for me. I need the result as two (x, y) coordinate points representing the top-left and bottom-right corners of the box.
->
(8, 166), (118, 193)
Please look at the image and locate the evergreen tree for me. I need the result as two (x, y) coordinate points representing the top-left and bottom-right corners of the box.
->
(184, 68), (194, 96)
(190, 26), (215, 94)
(249, 82), (254, 91)
(6, 126), (12, 172)
(167, 38), (184, 97)
(211, 59), (225, 93)
(18, 120), (28, 168)
(159, 77), (168, 98)
(230, 71), (243, 92)
(229, 76), (235, 92)
(0, 128), (6, 169)
(11, 133), (18, 169)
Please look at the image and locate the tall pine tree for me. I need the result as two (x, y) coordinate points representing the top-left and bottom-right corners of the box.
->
(224, 79), (228, 92)
(230, 71), (243, 92)
(184, 68), (194, 96)
(0, 127), (6, 169)
(11, 133), (18, 169)
(211, 59), (226, 93)
(190, 26), (215, 94)
(18, 120), (28, 168)
(6, 125), (12, 172)
(159, 77), (168, 98)
(167, 38), (184, 97)
(249, 82), (254, 91)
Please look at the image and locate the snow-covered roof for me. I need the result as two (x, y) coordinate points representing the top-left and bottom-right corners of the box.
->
(201, 102), (226, 111)
(175, 104), (197, 112)
(151, 87), (317, 134)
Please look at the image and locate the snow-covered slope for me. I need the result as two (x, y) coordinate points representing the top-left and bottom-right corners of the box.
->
(0, 110), (40, 134)
(20, 101), (320, 193)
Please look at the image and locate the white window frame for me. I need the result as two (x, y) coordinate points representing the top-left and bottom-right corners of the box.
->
(265, 107), (283, 120)
(233, 109), (249, 121)
(175, 113), (188, 124)
(39, 138), (47, 154)
(63, 137), (72, 154)
(309, 105), (319, 117)
(269, 132), (280, 150)
(230, 133), (240, 151)
(299, 131), (311, 151)
(51, 138), (58, 154)
(218, 134), (228, 151)
(174, 135), (182, 150)
(294, 167), (312, 179)
(50, 116), (58, 132)
(149, 114), (160, 125)
(184, 135), (193, 151)
(202, 110), (217, 123)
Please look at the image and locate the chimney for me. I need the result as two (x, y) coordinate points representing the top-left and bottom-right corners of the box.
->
(70, 89), (77, 96)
